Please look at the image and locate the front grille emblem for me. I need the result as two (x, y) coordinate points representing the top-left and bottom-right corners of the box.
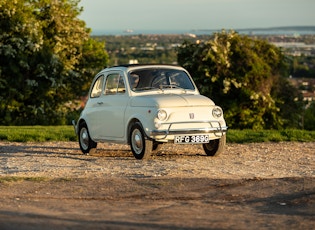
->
(189, 113), (194, 119)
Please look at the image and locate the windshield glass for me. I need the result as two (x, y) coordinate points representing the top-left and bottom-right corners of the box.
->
(129, 68), (195, 92)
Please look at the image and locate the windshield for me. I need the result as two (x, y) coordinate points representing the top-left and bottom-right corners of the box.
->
(129, 68), (195, 92)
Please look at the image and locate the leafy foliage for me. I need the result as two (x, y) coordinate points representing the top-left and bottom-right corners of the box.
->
(177, 30), (304, 129)
(304, 101), (315, 130)
(0, 0), (108, 125)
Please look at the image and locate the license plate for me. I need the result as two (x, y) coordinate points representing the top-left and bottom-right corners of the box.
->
(174, 135), (209, 144)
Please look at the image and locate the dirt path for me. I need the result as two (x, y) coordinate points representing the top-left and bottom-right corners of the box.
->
(0, 141), (314, 229)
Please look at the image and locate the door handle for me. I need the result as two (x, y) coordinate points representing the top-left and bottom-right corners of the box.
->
(97, 102), (103, 105)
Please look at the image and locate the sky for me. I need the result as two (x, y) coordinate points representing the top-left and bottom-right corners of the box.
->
(79, 0), (315, 33)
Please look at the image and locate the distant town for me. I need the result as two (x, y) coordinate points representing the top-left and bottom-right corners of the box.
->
(91, 26), (315, 36)
(94, 26), (315, 104)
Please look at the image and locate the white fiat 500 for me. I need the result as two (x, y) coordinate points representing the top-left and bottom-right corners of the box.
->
(73, 64), (228, 159)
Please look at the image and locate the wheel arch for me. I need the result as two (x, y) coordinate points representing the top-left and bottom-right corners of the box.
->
(78, 119), (87, 130)
(127, 118), (141, 144)
(77, 119), (90, 137)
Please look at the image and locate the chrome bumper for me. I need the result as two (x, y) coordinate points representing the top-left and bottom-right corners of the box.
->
(150, 121), (228, 139)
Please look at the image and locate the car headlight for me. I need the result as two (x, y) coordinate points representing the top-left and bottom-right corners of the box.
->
(212, 106), (223, 118)
(157, 109), (168, 121)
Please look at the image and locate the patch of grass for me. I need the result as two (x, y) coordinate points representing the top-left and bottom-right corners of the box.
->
(0, 126), (314, 143)
(0, 126), (77, 142)
(279, 129), (315, 142)
(0, 176), (48, 183)
(54, 177), (73, 182)
(227, 129), (315, 143)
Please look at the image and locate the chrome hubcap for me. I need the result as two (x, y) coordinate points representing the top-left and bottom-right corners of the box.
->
(132, 129), (143, 154)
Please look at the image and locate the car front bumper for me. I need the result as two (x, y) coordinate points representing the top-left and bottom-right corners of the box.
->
(149, 120), (228, 140)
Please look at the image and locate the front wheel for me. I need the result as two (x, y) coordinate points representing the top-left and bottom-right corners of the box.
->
(203, 135), (226, 156)
(79, 122), (97, 154)
(129, 123), (153, 159)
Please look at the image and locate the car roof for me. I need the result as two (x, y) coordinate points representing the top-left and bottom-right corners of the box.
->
(103, 64), (184, 72)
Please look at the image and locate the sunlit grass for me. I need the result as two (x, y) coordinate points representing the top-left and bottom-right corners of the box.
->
(0, 176), (48, 183)
(0, 126), (314, 143)
(227, 129), (315, 143)
(0, 126), (77, 142)
(0, 176), (74, 184)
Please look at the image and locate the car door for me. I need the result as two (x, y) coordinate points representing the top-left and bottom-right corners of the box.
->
(86, 74), (106, 139)
(97, 71), (129, 139)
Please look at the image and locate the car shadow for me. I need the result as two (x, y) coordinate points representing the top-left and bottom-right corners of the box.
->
(0, 144), (80, 155)
(0, 142), (207, 159)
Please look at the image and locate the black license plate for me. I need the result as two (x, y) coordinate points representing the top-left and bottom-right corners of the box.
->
(174, 135), (209, 144)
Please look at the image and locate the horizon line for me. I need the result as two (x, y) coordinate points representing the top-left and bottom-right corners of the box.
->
(90, 25), (315, 36)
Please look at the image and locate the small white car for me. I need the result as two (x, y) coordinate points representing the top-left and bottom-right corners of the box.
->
(73, 64), (228, 159)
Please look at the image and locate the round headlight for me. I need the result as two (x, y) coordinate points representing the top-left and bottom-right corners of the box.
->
(157, 109), (168, 121)
(212, 106), (223, 118)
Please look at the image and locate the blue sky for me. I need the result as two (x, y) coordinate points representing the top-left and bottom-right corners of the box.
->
(79, 0), (315, 32)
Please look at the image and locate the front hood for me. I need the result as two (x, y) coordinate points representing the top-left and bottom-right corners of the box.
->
(130, 94), (215, 107)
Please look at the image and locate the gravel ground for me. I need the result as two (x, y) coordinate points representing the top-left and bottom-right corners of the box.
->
(0, 141), (314, 179)
(0, 141), (314, 230)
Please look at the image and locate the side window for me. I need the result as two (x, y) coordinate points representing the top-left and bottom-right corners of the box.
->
(117, 75), (126, 94)
(104, 73), (125, 95)
(90, 75), (104, 98)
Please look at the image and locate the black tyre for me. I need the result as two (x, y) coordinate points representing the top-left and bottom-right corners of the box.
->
(152, 141), (162, 152)
(78, 122), (97, 154)
(129, 123), (153, 159)
(203, 135), (226, 156)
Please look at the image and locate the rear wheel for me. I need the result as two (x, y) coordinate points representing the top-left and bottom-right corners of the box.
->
(152, 141), (162, 153)
(79, 122), (97, 154)
(203, 135), (226, 156)
(129, 123), (152, 159)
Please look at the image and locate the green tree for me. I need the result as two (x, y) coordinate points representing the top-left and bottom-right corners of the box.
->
(0, 0), (44, 124)
(304, 102), (315, 130)
(271, 76), (304, 129)
(0, 0), (108, 125)
(73, 37), (109, 96)
(178, 30), (299, 129)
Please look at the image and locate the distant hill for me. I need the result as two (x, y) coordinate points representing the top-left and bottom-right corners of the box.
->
(238, 26), (315, 34)
(194, 26), (315, 36)
(91, 26), (315, 36)
(239, 26), (315, 31)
